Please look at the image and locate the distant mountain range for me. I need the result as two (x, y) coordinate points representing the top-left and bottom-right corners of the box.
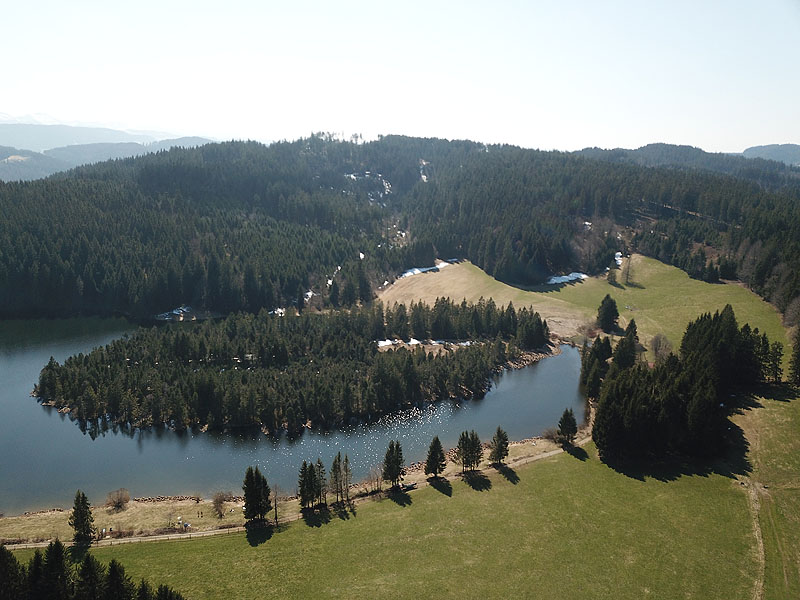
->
(742, 144), (800, 166)
(0, 123), (158, 152)
(576, 143), (800, 188)
(0, 123), (212, 181)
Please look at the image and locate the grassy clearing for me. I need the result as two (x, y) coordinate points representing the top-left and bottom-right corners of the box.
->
(379, 255), (790, 366)
(732, 385), (800, 600)
(15, 443), (758, 599)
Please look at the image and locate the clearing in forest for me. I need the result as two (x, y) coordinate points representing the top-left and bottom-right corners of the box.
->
(379, 254), (789, 364)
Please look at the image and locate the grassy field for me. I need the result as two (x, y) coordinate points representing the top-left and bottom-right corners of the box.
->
(733, 385), (800, 600)
(380, 255), (790, 366)
(14, 440), (761, 599)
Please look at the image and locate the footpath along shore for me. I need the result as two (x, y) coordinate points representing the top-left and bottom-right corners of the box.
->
(4, 414), (594, 550)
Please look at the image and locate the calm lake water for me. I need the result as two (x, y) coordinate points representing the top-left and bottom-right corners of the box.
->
(0, 318), (584, 516)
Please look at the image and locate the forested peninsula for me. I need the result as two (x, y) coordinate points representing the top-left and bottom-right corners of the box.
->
(35, 299), (550, 432)
(3, 135), (800, 322)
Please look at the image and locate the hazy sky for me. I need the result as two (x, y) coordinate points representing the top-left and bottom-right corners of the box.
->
(4, 0), (799, 152)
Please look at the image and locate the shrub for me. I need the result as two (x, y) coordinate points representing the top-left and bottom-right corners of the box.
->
(106, 488), (131, 511)
(212, 491), (234, 518)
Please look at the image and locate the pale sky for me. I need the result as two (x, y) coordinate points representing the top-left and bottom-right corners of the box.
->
(3, 0), (799, 152)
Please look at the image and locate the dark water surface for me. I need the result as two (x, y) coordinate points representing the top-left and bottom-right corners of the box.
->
(0, 318), (584, 515)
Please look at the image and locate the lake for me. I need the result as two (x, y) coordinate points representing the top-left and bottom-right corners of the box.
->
(0, 318), (584, 516)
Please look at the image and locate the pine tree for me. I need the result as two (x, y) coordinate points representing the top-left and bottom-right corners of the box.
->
(242, 466), (257, 520)
(244, 465), (272, 520)
(558, 408), (578, 446)
(75, 553), (105, 600)
(625, 319), (638, 342)
(105, 559), (135, 600)
(489, 426), (509, 464)
(454, 431), (470, 473)
(315, 459), (327, 505)
(298, 460), (314, 509)
(597, 294), (619, 332)
(28, 550), (44, 600)
(455, 430), (482, 471)
(69, 489), (96, 547)
(298, 461), (307, 508)
(382, 440), (404, 487)
(330, 452), (342, 503)
(137, 580), (155, 600)
(343, 454), (352, 503)
(790, 330), (800, 385)
(613, 331), (637, 369)
(585, 361), (602, 398)
(424, 435), (446, 478)
(468, 430), (483, 470)
(0, 545), (27, 600)
(41, 540), (70, 600)
(256, 467), (271, 519)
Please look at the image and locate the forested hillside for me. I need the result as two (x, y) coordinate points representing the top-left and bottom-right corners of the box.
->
(36, 299), (549, 431)
(3, 134), (800, 321)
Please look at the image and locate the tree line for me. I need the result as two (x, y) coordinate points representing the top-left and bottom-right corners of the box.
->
(588, 305), (783, 460)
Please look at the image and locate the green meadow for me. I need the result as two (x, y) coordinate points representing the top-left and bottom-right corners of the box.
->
(380, 254), (790, 366)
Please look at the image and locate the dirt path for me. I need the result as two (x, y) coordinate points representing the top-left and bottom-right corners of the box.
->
(745, 481), (766, 600)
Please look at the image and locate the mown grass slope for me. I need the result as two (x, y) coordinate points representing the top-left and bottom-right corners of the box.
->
(380, 255), (789, 366)
(17, 443), (760, 600)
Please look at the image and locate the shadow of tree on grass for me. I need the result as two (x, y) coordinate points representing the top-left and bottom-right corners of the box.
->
(387, 489), (412, 507)
(603, 421), (752, 483)
(565, 445), (589, 461)
(428, 476), (452, 497)
(495, 463), (520, 484)
(301, 506), (332, 528)
(332, 501), (356, 520)
(462, 470), (492, 491)
(245, 521), (275, 546)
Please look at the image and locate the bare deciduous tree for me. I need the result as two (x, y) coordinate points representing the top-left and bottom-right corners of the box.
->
(106, 488), (130, 511)
(212, 491), (233, 518)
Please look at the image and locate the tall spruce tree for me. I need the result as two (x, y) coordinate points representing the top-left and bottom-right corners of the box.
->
(315, 459), (327, 505)
(468, 430), (483, 470)
(242, 466), (257, 519)
(597, 294), (619, 332)
(455, 430), (482, 471)
(330, 452), (343, 503)
(243, 465), (271, 520)
(790, 330), (800, 385)
(69, 490), (96, 547)
(382, 440), (404, 487)
(41, 540), (70, 600)
(558, 408), (578, 445)
(105, 559), (135, 600)
(298, 461), (314, 509)
(489, 426), (509, 464)
(28, 550), (44, 600)
(256, 467), (271, 519)
(343, 454), (352, 503)
(424, 435), (446, 478)
(0, 545), (27, 600)
(75, 553), (105, 600)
